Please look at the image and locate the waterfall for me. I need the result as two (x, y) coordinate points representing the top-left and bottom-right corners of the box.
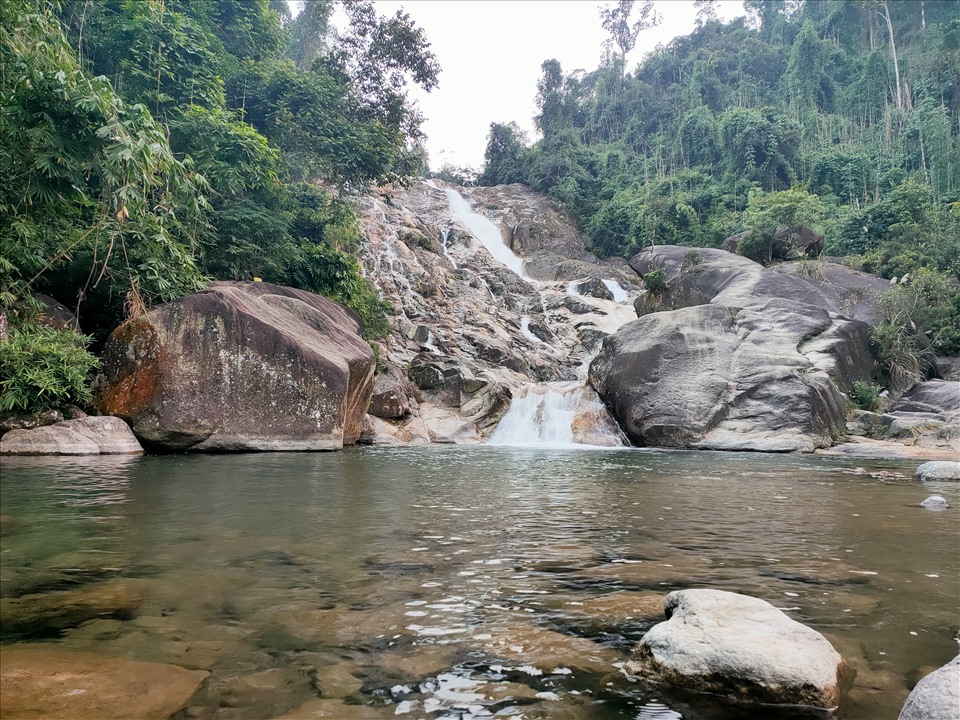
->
(519, 316), (543, 345)
(602, 279), (629, 303)
(444, 189), (528, 279)
(488, 382), (626, 448)
(440, 228), (457, 269)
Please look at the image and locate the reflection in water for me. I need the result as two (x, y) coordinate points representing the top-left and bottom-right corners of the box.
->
(1, 448), (957, 720)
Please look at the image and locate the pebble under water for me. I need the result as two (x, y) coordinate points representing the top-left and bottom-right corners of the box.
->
(1, 447), (957, 720)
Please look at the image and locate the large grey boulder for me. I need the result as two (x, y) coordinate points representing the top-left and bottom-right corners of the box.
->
(590, 247), (873, 451)
(93, 282), (375, 452)
(773, 261), (892, 325)
(0, 417), (142, 455)
(626, 589), (848, 707)
(916, 461), (960, 481)
(899, 655), (960, 720)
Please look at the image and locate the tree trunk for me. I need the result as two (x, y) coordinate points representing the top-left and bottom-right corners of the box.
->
(879, 2), (902, 110)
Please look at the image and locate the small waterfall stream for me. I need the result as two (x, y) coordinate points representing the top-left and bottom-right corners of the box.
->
(431, 184), (631, 448)
(444, 188), (528, 279)
(488, 382), (626, 448)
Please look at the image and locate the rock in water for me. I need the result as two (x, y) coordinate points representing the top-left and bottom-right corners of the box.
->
(0, 579), (146, 637)
(0, 416), (143, 455)
(920, 495), (950, 510)
(899, 655), (960, 720)
(93, 282), (375, 452)
(916, 461), (960, 481)
(626, 589), (848, 707)
(590, 246), (874, 452)
(0, 646), (207, 720)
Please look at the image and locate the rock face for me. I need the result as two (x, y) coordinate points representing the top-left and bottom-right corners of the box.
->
(773, 260), (892, 325)
(0, 646), (207, 720)
(916, 461), (960, 481)
(357, 180), (635, 444)
(0, 416), (143, 455)
(899, 655), (960, 720)
(368, 365), (412, 419)
(590, 246), (874, 451)
(93, 282), (375, 452)
(627, 589), (848, 707)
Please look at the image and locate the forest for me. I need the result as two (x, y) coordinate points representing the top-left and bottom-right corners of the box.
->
(2, 0), (959, 415)
(1, 0), (437, 411)
(476, 0), (960, 356)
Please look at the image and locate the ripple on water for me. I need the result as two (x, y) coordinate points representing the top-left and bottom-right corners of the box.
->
(0, 448), (957, 720)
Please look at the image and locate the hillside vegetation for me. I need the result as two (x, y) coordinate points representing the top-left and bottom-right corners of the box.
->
(1, 0), (436, 411)
(479, 0), (960, 355)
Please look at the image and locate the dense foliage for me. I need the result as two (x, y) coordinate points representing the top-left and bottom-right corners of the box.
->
(1, 0), (437, 412)
(481, 0), (960, 355)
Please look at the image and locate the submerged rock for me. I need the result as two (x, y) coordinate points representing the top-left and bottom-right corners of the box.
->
(920, 495), (950, 510)
(0, 646), (207, 719)
(0, 579), (146, 637)
(626, 589), (848, 707)
(898, 655), (960, 720)
(916, 461), (960, 481)
(93, 282), (374, 452)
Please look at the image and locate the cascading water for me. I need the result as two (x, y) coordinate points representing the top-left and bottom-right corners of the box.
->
(602, 278), (629, 303)
(444, 189), (528, 279)
(440, 228), (457, 269)
(519, 316), (543, 345)
(488, 382), (626, 448)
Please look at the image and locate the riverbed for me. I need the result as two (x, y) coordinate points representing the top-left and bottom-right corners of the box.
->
(1, 448), (957, 719)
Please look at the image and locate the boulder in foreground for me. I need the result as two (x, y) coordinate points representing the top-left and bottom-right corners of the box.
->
(93, 282), (375, 452)
(899, 655), (960, 720)
(0, 646), (207, 720)
(626, 589), (848, 707)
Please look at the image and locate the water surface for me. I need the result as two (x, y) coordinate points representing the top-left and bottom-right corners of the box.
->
(1, 448), (957, 719)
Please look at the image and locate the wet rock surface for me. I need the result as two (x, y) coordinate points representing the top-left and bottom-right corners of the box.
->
(627, 589), (849, 707)
(0, 579), (146, 638)
(0, 646), (208, 720)
(92, 281), (375, 452)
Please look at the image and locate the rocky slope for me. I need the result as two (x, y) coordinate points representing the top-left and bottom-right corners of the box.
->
(359, 184), (958, 456)
(356, 180), (637, 445)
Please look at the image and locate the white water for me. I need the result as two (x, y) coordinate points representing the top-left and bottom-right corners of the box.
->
(440, 228), (457, 269)
(488, 382), (623, 448)
(567, 277), (630, 304)
(602, 278), (630, 303)
(445, 189), (528, 279)
(425, 179), (439, 189)
(423, 331), (442, 354)
(519, 316), (543, 345)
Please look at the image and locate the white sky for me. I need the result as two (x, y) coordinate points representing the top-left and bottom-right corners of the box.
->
(298, 1), (748, 170)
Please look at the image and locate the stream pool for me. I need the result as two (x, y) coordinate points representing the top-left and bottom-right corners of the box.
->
(1, 447), (957, 719)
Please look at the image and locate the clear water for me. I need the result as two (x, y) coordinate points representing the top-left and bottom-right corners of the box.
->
(1, 448), (957, 720)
